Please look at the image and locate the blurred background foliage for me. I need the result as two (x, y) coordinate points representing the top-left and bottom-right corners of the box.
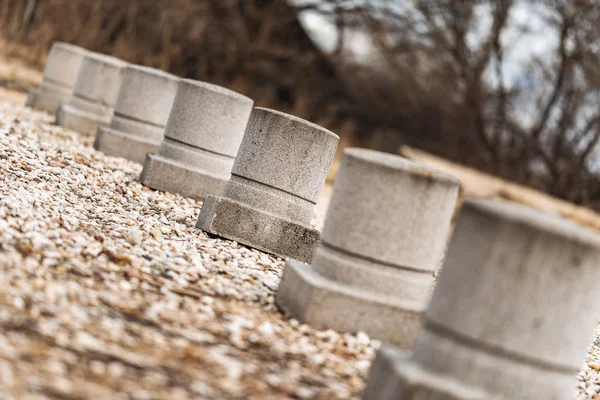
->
(3, 0), (600, 209)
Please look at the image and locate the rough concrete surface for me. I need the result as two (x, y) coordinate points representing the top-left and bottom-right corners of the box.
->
(197, 107), (339, 263)
(56, 53), (127, 136)
(276, 149), (460, 348)
(94, 65), (180, 163)
(140, 79), (253, 200)
(26, 42), (87, 114)
(364, 198), (600, 400)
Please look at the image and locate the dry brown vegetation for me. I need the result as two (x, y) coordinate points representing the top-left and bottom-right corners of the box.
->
(318, 0), (600, 208)
(0, 0), (357, 136)
(3, 0), (600, 211)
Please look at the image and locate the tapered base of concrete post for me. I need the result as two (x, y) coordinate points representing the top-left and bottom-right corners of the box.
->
(362, 346), (489, 400)
(56, 104), (109, 136)
(139, 153), (228, 201)
(364, 199), (600, 400)
(277, 251), (428, 348)
(94, 127), (160, 164)
(26, 85), (71, 115)
(197, 196), (320, 262)
(363, 331), (577, 400)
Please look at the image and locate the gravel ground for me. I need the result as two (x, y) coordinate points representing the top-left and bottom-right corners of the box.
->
(0, 99), (599, 399)
(580, 325), (600, 399)
(0, 101), (375, 399)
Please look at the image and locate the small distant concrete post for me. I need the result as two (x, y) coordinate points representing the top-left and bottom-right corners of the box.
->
(56, 53), (128, 136)
(139, 79), (253, 200)
(26, 42), (88, 114)
(276, 149), (460, 347)
(363, 199), (600, 400)
(94, 65), (180, 163)
(196, 107), (339, 262)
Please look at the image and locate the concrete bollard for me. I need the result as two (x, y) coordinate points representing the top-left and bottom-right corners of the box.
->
(56, 53), (128, 136)
(26, 42), (88, 114)
(139, 79), (253, 200)
(276, 148), (460, 347)
(94, 65), (180, 163)
(196, 107), (339, 262)
(363, 198), (600, 400)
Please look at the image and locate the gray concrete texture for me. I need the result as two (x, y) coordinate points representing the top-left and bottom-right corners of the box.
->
(363, 198), (600, 400)
(26, 42), (88, 114)
(276, 148), (460, 348)
(196, 107), (339, 262)
(94, 65), (180, 163)
(55, 52), (128, 136)
(139, 79), (253, 200)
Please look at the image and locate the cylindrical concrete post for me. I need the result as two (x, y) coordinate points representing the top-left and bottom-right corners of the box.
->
(196, 107), (339, 262)
(276, 149), (460, 347)
(363, 198), (600, 400)
(26, 42), (88, 114)
(139, 79), (253, 200)
(56, 53), (128, 136)
(94, 65), (180, 163)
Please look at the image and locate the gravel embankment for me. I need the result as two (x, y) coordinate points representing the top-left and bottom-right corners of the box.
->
(0, 101), (375, 399)
(0, 99), (599, 399)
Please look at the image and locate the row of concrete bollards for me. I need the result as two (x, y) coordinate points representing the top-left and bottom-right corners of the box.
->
(25, 42), (600, 400)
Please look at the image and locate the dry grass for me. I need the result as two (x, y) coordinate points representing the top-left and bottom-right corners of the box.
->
(401, 146), (600, 232)
(0, 39), (40, 93)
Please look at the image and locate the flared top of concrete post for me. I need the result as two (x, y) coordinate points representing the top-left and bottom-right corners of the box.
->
(421, 198), (600, 371)
(322, 148), (460, 272)
(42, 42), (88, 90)
(112, 65), (180, 128)
(232, 107), (339, 204)
(72, 52), (128, 109)
(163, 79), (253, 157)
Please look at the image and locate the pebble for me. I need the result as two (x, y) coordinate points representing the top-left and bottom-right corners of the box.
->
(124, 227), (143, 245)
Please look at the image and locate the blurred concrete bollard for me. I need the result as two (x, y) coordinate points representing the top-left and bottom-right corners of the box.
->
(196, 107), (339, 262)
(139, 79), (253, 200)
(363, 198), (600, 400)
(94, 65), (180, 163)
(56, 53), (128, 136)
(276, 148), (460, 347)
(26, 42), (88, 114)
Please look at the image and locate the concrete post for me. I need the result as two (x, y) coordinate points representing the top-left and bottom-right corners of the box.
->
(363, 198), (600, 400)
(196, 107), (339, 262)
(276, 149), (460, 347)
(94, 65), (180, 163)
(55, 53), (128, 136)
(139, 79), (253, 200)
(26, 42), (88, 114)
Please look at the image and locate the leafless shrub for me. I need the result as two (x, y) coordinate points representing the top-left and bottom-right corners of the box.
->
(317, 0), (600, 208)
(4, 0), (600, 208)
(0, 0), (355, 133)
